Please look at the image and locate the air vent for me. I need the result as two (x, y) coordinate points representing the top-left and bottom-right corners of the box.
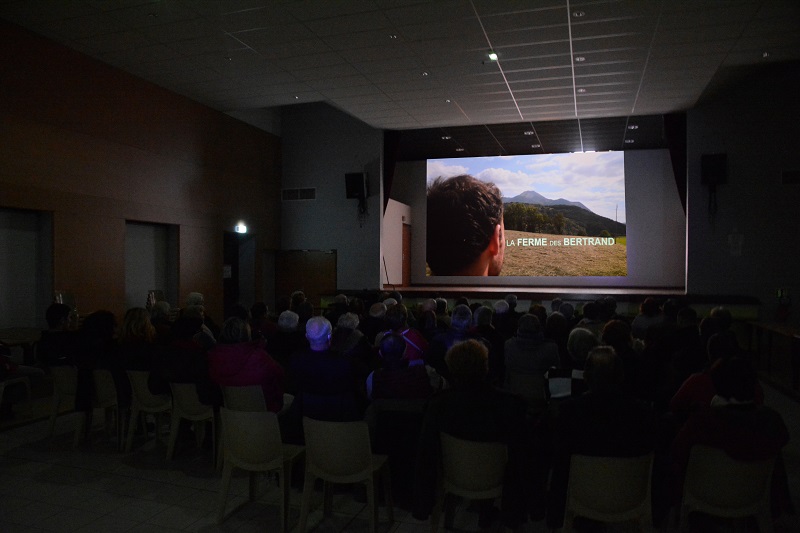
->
(282, 188), (316, 201)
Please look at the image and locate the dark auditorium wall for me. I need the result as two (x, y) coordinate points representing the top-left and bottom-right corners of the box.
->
(0, 21), (281, 320)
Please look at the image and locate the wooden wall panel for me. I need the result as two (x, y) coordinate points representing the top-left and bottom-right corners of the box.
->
(0, 21), (281, 321)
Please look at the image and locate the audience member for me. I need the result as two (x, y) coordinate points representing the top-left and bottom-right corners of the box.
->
(366, 334), (439, 401)
(504, 314), (559, 406)
(266, 310), (306, 369)
(37, 302), (79, 366)
(186, 292), (220, 339)
(413, 339), (530, 529)
(631, 297), (663, 340)
(149, 300), (173, 344)
(249, 301), (276, 340)
(545, 327), (598, 402)
(471, 305), (506, 384)
(207, 317), (284, 412)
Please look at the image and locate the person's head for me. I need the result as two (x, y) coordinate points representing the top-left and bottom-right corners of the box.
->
(446, 339), (489, 386)
(46, 302), (72, 330)
(185, 292), (204, 307)
(81, 310), (117, 341)
(559, 302), (574, 320)
(369, 302), (387, 319)
(582, 301), (600, 320)
(584, 346), (624, 392)
(707, 331), (741, 363)
(182, 304), (205, 321)
(389, 290), (403, 304)
(529, 304), (547, 326)
(567, 328), (599, 369)
(421, 298), (437, 313)
(505, 294), (518, 310)
(220, 317), (251, 344)
(545, 312), (568, 339)
(277, 310), (299, 332)
(472, 305), (493, 328)
(334, 293), (348, 306)
(435, 298), (449, 315)
(550, 298), (563, 314)
(450, 304), (472, 332)
(601, 319), (632, 350)
(426, 175), (505, 276)
(383, 297), (398, 308)
(710, 306), (733, 332)
(385, 304), (409, 331)
(712, 356), (757, 403)
(493, 299), (509, 315)
(677, 306), (698, 328)
(120, 307), (155, 343)
(150, 301), (172, 324)
(640, 297), (660, 317)
(379, 333), (407, 369)
(290, 290), (306, 311)
(516, 314), (542, 338)
(306, 316), (332, 350)
(336, 312), (360, 331)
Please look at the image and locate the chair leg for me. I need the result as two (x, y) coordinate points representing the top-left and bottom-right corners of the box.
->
(166, 414), (181, 460)
(281, 463), (292, 533)
(216, 461), (234, 524)
(125, 407), (139, 452)
(299, 470), (316, 533)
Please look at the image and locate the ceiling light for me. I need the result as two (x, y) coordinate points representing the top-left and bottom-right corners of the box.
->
(531, 144), (541, 148)
(422, 71), (429, 76)
(572, 11), (585, 17)
(488, 52), (498, 61)
(577, 88), (586, 93)
(294, 96), (299, 99)
(234, 222), (247, 234)
(627, 124), (638, 130)
(441, 135), (451, 140)
(445, 99), (451, 103)
(575, 56), (586, 62)
(624, 139), (635, 144)
(389, 34), (398, 39)
(455, 148), (465, 152)
(523, 131), (534, 136)
(762, 51), (770, 58)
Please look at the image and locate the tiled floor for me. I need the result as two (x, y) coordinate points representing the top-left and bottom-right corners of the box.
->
(1, 382), (798, 533)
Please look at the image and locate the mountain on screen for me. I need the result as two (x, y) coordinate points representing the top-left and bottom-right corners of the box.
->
(502, 190), (591, 212)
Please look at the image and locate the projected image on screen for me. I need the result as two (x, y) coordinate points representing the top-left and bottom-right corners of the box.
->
(426, 152), (626, 277)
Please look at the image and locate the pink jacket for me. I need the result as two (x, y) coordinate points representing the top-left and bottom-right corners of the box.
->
(208, 340), (285, 412)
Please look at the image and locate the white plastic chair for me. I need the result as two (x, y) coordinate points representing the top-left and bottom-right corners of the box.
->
(680, 445), (776, 533)
(222, 384), (267, 411)
(216, 408), (304, 531)
(47, 365), (77, 439)
(125, 370), (171, 452)
(167, 382), (216, 462)
(299, 416), (394, 533)
(431, 432), (508, 532)
(74, 368), (122, 448)
(563, 453), (654, 531)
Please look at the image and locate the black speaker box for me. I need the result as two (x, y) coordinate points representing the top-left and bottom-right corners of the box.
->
(701, 154), (727, 186)
(345, 172), (365, 199)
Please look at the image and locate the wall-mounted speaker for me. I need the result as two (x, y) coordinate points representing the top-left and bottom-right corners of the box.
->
(701, 153), (727, 186)
(345, 172), (366, 199)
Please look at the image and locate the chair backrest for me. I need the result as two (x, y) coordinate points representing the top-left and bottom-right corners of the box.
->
(222, 385), (267, 411)
(440, 432), (507, 499)
(170, 382), (211, 418)
(127, 370), (170, 409)
(220, 407), (283, 468)
(93, 369), (118, 407)
(683, 445), (775, 515)
(50, 366), (78, 396)
(566, 453), (653, 522)
(303, 416), (373, 483)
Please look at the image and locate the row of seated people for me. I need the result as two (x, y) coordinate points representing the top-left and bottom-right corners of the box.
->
(33, 293), (791, 530)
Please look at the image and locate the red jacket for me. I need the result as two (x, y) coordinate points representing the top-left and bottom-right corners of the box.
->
(208, 340), (285, 412)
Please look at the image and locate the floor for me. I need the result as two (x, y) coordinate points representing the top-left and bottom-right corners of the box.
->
(1, 381), (798, 533)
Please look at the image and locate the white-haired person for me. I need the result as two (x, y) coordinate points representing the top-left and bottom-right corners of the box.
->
(185, 291), (220, 340)
(265, 310), (307, 369)
(288, 316), (363, 423)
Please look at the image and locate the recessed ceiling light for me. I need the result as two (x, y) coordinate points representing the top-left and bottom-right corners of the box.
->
(531, 144), (541, 148)
(422, 71), (429, 77)
(455, 148), (465, 152)
(445, 99), (451, 103)
(762, 51), (770, 58)
(294, 96), (299, 100)
(577, 88), (586, 93)
(523, 131), (534, 136)
(575, 56), (586, 62)
(627, 124), (638, 130)
(488, 52), (498, 61)
(441, 135), (452, 140)
(389, 34), (398, 39)
(572, 11), (585, 17)
(624, 139), (635, 144)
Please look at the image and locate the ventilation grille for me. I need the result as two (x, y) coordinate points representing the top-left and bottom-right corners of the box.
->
(282, 188), (316, 201)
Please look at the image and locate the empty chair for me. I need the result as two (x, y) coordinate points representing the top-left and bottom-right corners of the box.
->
(167, 382), (216, 461)
(299, 416), (393, 533)
(680, 445), (776, 533)
(431, 432), (508, 532)
(563, 453), (654, 531)
(125, 370), (171, 452)
(74, 368), (122, 448)
(47, 365), (78, 439)
(216, 408), (304, 531)
(221, 384), (267, 411)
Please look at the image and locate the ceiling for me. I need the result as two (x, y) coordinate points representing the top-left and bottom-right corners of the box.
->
(2, 0), (799, 157)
